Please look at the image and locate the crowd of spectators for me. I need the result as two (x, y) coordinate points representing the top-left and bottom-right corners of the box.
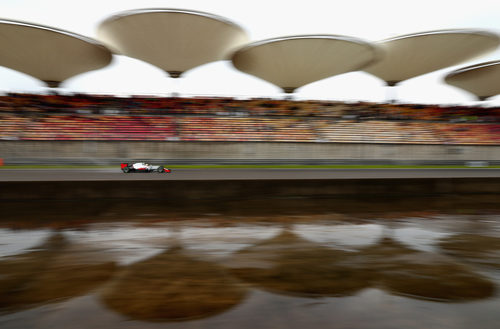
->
(0, 92), (499, 144)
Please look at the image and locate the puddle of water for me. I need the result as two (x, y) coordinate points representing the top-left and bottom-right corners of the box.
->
(2, 214), (500, 328)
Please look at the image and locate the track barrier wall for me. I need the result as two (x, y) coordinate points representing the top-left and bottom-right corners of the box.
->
(1, 141), (500, 165)
(1, 178), (499, 201)
(2, 178), (499, 223)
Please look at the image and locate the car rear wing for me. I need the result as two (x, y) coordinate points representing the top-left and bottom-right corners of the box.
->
(120, 163), (128, 169)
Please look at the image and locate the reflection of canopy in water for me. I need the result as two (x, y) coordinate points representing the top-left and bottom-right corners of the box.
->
(354, 237), (495, 302)
(0, 233), (116, 313)
(228, 230), (495, 302)
(97, 8), (249, 78)
(0, 19), (112, 88)
(439, 233), (500, 268)
(444, 60), (500, 101)
(227, 230), (371, 297)
(99, 246), (247, 322)
(231, 35), (379, 93)
(363, 29), (500, 86)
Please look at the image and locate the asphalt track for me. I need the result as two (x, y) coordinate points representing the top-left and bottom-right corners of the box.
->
(1, 168), (500, 181)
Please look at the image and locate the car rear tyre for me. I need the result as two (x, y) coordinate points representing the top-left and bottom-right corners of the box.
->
(123, 167), (130, 173)
(157, 166), (164, 173)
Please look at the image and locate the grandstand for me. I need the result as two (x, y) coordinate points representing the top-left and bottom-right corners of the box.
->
(0, 92), (499, 165)
(0, 11), (500, 165)
(1, 93), (499, 144)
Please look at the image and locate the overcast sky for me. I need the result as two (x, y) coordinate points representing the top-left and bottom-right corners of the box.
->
(1, 0), (500, 105)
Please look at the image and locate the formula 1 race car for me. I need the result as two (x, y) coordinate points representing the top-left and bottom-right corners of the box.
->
(121, 162), (171, 173)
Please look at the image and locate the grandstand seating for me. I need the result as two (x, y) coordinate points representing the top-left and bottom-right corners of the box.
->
(0, 93), (499, 145)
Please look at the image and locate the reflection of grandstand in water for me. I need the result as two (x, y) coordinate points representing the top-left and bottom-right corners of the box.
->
(0, 232), (116, 313)
(99, 235), (248, 322)
(228, 228), (495, 302)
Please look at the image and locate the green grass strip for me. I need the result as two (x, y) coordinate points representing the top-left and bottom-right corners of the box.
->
(1, 164), (499, 169)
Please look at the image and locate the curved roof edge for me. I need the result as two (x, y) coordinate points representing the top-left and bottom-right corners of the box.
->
(381, 28), (500, 43)
(0, 18), (111, 50)
(234, 34), (376, 52)
(445, 60), (500, 77)
(98, 8), (247, 32)
(231, 34), (382, 71)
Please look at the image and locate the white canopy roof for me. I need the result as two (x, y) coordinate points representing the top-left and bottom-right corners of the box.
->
(445, 60), (500, 100)
(231, 35), (379, 93)
(364, 29), (500, 86)
(97, 8), (249, 78)
(0, 19), (112, 87)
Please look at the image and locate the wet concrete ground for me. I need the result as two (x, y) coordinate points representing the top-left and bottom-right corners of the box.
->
(1, 168), (500, 181)
(2, 209), (500, 329)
